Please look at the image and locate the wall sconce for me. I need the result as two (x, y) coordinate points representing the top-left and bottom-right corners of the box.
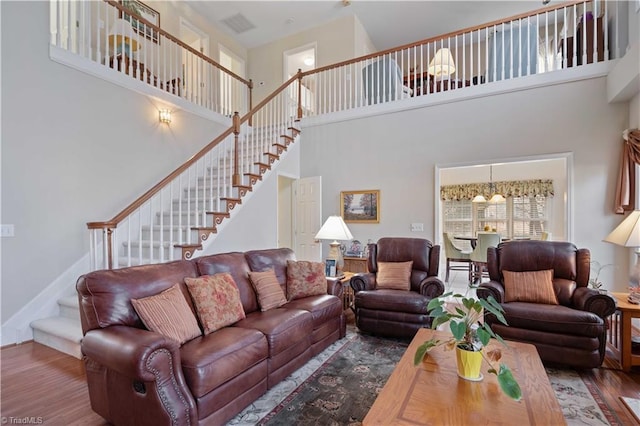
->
(159, 109), (172, 124)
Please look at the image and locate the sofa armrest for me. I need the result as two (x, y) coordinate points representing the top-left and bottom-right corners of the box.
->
(82, 326), (183, 379)
(350, 273), (376, 292)
(419, 276), (445, 298)
(326, 277), (344, 299)
(476, 280), (505, 303)
(573, 287), (617, 318)
(82, 326), (197, 425)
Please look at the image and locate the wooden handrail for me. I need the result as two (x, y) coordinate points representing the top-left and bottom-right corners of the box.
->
(88, 71), (302, 230)
(104, 0), (251, 87)
(300, 0), (585, 78)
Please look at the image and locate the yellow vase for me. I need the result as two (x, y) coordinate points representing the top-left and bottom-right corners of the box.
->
(455, 345), (483, 381)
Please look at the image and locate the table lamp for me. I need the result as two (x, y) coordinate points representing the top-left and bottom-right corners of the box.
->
(108, 18), (140, 57)
(604, 210), (640, 294)
(428, 48), (456, 79)
(315, 216), (353, 276)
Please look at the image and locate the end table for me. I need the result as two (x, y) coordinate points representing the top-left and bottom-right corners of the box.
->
(608, 292), (640, 371)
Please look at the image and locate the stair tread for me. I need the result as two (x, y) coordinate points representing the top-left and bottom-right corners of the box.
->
(58, 295), (79, 308)
(31, 316), (83, 343)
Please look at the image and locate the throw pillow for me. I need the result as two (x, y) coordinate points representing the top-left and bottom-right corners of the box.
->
(184, 273), (246, 335)
(286, 260), (327, 301)
(503, 269), (559, 305)
(131, 284), (201, 345)
(248, 269), (288, 311)
(376, 261), (413, 290)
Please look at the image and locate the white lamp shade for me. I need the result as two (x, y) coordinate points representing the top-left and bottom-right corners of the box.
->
(315, 216), (353, 242)
(604, 210), (640, 247)
(108, 18), (140, 53)
(472, 195), (487, 203)
(428, 48), (456, 77)
(489, 193), (506, 203)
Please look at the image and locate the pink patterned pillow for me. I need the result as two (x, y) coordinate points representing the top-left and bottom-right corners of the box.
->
(184, 273), (246, 335)
(131, 284), (201, 345)
(286, 260), (327, 301)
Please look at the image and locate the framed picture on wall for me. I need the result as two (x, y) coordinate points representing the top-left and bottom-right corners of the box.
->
(341, 190), (380, 223)
(120, 0), (160, 44)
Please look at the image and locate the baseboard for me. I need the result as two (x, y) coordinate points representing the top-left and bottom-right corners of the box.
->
(0, 254), (90, 346)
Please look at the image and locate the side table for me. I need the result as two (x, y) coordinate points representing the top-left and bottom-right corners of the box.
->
(608, 292), (640, 372)
(339, 272), (356, 311)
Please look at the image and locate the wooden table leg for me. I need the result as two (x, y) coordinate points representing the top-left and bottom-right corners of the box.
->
(621, 311), (633, 372)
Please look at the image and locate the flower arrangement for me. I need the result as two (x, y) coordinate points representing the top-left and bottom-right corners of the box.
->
(588, 261), (614, 291)
(413, 292), (522, 401)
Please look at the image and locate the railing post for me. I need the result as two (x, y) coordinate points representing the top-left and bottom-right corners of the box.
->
(232, 112), (241, 186)
(248, 80), (253, 126)
(88, 222), (116, 270)
(297, 69), (303, 120)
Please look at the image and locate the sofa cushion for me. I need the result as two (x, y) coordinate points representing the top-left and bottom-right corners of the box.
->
(286, 260), (326, 300)
(376, 261), (413, 290)
(233, 308), (313, 357)
(355, 289), (429, 314)
(503, 269), (558, 305)
(131, 284), (202, 345)
(185, 274), (246, 335)
(285, 294), (343, 329)
(180, 327), (268, 398)
(248, 269), (287, 311)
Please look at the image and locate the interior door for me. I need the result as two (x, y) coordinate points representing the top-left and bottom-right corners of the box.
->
(295, 176), (322, 261)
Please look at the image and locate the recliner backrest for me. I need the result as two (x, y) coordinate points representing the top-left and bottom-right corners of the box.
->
(369, 237), (439, 292)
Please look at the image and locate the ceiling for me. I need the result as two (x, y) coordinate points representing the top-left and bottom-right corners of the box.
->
(187, 1), (545, 51)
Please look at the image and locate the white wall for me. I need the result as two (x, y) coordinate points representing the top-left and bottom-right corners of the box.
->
(0, 1), (229, 322)
(300, 76), (629, 291)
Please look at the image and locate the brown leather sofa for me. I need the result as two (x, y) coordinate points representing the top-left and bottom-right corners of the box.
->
(476, 241), (617, 369)
(76, 248), (345, 425)
(349, 237), (445, 338)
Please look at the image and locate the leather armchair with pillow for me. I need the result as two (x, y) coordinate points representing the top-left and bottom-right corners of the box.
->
(350, 237), (445, 338)
(476, 241), (617, 368)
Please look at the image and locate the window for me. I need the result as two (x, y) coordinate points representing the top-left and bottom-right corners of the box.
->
(443, 195), (550, 240)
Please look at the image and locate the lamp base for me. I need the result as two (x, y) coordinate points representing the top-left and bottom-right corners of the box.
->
(327, 241), (344, 277)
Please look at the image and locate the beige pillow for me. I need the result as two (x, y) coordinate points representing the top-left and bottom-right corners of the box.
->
(377, 261), (413, 290)
(248, 269), (288, 311)
(286, 260), (327, 301)
(503, 269), (559, 305)
(131, 284), (201, 345)
(184, 273), (246, 335)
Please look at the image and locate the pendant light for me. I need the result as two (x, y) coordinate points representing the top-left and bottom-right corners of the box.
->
(473, 165), (504, 203)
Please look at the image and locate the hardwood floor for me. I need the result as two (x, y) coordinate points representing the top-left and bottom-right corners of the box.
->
(1, 337), (639, 425)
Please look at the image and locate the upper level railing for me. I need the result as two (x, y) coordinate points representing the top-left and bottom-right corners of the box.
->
(84, 0), (628, 269)
(50, 0), (252, 116)
(297, 0), (623, 116)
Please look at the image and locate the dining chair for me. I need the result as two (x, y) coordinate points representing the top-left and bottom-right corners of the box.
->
(442, 232), (472, 283)
(469, 232), (502, 284)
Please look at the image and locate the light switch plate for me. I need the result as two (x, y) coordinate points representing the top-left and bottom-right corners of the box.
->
(1, 224), (15, 237)
(410, 223), (424, 232)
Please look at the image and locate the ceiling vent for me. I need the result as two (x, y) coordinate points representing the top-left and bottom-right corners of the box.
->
(221, 13), (256, 34)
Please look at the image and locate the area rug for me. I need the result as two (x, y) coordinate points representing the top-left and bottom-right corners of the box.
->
(229, 328), (620, 426)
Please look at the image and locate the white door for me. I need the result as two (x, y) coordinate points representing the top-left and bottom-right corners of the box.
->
(219, 44), (246, 116)
(295, 176), (322, 261)
(180, 18), (210, 106)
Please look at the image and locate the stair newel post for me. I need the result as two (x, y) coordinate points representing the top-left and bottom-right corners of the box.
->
(232, 111), (241, 187)
(87, 222), (116, 270)
(248, 79), (253, 127)
(297, 69), (303, 121)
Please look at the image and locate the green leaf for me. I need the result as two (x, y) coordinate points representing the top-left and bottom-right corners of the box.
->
(431, 315), (452, 330)
(427, 297), (444, 312)
(496, 364), (522, 401)
(450, 321), (466, 341)
(476, 327), (491, 346)
(479, 296), (508, 325)
(413, 340), (439, 366)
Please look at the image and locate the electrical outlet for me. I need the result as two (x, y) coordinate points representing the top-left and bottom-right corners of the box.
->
(410, 223), (423, 232)
(1, 224), (15, 237)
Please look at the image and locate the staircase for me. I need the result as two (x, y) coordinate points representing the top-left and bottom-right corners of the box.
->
(30, 124), (301, 358)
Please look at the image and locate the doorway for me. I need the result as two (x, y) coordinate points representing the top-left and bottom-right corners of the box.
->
(283, 43), (317, 118)
(435, 153), (573, 247)
(180, 18), (210, 106)
(219, 44), (246, 116)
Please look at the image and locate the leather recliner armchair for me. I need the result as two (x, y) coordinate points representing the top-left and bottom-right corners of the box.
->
(477, 241), (617, 368)
(350, 237), (445, 338)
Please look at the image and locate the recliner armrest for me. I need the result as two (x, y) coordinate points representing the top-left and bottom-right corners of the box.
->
(572, 287), (617, 318)
(350, 273), (376, 292)
(476, 280), (505, 303)
(419, 276), (445, 298)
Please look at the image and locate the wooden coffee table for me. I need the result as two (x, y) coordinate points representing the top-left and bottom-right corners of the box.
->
(364, 328), (565, 425)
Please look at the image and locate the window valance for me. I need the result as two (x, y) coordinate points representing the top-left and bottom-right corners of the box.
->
(440, 179), (554, 201)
